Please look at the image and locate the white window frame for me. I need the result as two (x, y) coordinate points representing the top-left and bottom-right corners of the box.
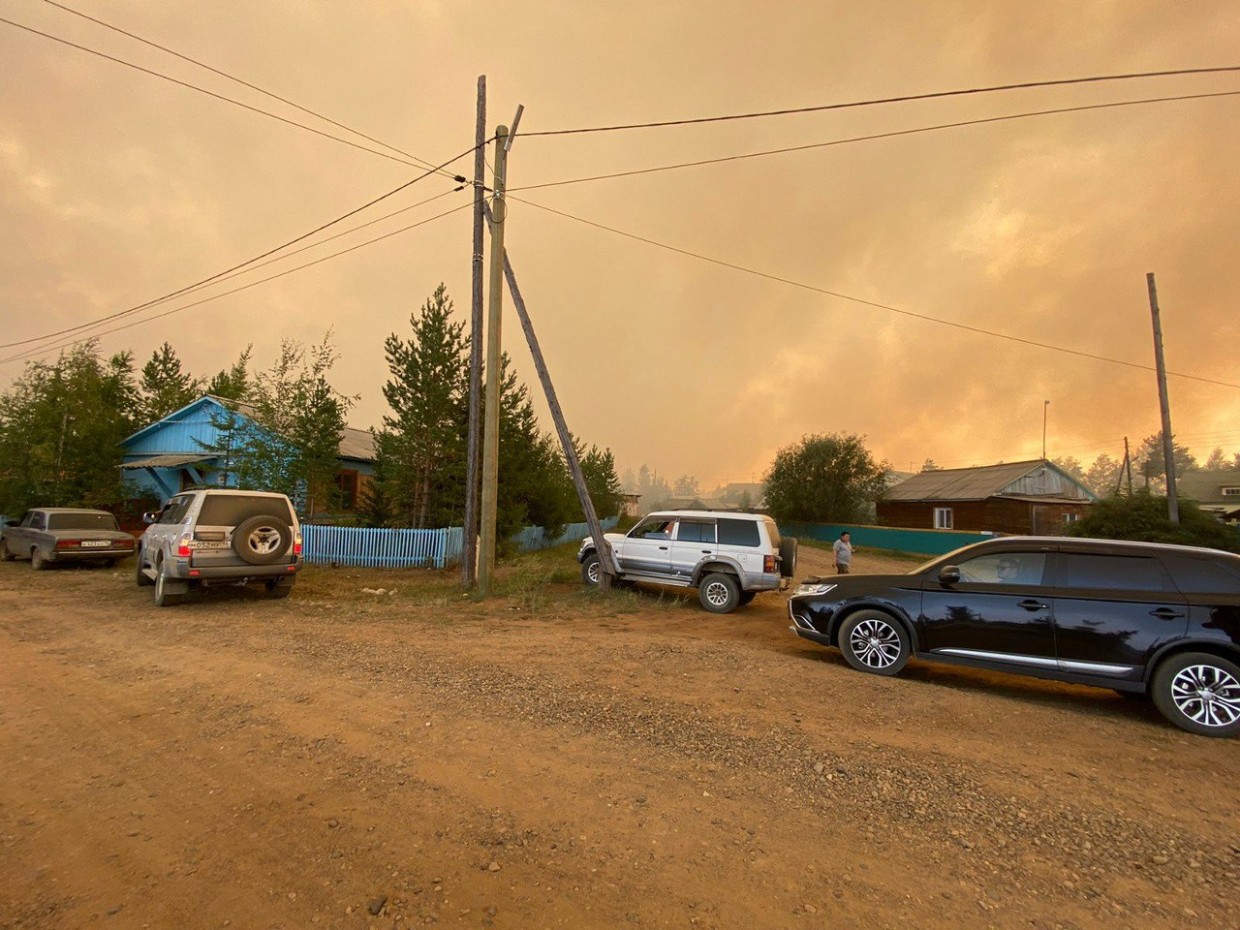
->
(933, 507), (953, 529)
(1063, 512), (1080, 524)
(1222, 487), (1240, 497)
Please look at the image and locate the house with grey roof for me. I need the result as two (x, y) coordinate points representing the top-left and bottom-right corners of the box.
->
(1178, 468), (1240, 523)
(877, 459), (1095, 535)
(119, 395), (375, 517)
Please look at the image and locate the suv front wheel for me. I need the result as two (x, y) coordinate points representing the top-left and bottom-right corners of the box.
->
(580, 553), (601, 587)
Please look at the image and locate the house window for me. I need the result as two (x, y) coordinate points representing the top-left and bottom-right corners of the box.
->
(1222, 487), (1240, 497)
(334, 469), (360, 511)
(1063, 513), (1080, 524)
(933, 507), (953, 529)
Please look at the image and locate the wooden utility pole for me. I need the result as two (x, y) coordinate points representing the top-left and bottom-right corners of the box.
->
(483, 203), (619, 588)
(1041, 399), (1049, 460)
(477, 123), (509, 596)
(462, 76), (486, 587)
(1146, 272), (1180, 524)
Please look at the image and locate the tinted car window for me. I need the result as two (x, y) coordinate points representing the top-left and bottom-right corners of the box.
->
(717, 519), (760, 547)
(198, 496), (293, 525)
(632, 517), (674, 539)
(1162, 555), (1240, 595)
(957, 552), (1047, 585)
(160, 497), (192, 525)
(677, 521), (716, 544)
(48, 512), (119, 531)
(1057, 553), (1171, 592)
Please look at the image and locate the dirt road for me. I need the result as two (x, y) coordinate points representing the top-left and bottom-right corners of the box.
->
(1, 547), (1236, 930)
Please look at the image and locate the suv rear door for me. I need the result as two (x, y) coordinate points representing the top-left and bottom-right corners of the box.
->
(190, 494), (296, 569)
(1051, 550), (1187, 678)
(668, 518), (717, 581)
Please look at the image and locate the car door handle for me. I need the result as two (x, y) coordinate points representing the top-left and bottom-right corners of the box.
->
(1150, 608), (1185, 620)
(701, 549), (712, 554)
(1018, 599), (1049, 611)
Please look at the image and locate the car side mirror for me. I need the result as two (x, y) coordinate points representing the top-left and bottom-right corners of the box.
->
(142, 511), (159, 525)
(938, 565), (961, 585)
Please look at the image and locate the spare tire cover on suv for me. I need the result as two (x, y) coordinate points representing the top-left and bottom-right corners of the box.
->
(231, 515), (293, 565)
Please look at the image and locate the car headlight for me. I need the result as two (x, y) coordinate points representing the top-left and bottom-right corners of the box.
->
(794, 582), (837, 596)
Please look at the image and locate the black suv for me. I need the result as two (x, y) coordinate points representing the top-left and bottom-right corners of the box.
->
(787, 536), (1240, 737)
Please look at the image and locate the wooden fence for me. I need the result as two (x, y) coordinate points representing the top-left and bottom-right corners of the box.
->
(301, 518), (616, 569)
(302, 525), (463, 569)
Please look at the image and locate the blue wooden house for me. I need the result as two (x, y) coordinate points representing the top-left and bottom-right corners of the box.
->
(119, 395), (376, 516)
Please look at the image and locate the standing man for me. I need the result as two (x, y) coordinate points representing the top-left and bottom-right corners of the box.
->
(833, 531), (854, 574)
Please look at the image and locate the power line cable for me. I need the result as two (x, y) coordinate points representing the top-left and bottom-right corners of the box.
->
(0, 14), (442, 171)
(1, 200), (477, 365)
(510, 90), (1240, 193)
(40, 0), (457, 179)
(509, 196), (1240, 392)
(524, 66), (1240, 136)
(0, 141), (483, 351)
(6, 186), (463, 356)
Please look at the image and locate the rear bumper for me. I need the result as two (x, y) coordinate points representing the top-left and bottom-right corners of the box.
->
(167, 559), (301, 581)
(51, 548), (135, 561)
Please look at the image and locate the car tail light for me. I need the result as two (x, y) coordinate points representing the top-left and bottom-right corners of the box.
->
(293, 529), (303, 556)
(116, 537), (134, 548)
(177, 534), (193, 558)
(764, 554), (777, 573)
(56, 539), (81, 549)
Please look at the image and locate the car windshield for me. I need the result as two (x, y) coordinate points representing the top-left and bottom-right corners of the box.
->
(907, 542), (992, 575)
(47, 512), (119, 531)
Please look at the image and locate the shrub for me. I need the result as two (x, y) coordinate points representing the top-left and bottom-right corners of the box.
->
(1066, 492), (1239, 552)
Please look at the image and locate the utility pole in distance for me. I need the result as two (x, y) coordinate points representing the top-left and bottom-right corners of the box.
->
(478, 120), (513, 596)
(1147, 272), (1180, 524)
(1042, 399), (1050, 460)
(462, 75), (486, 587)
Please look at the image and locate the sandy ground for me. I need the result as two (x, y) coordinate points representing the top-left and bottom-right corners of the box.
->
(1, 544), (1236, 930)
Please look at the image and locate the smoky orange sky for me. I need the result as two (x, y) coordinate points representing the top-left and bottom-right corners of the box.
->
(3, 1), (1239, 489)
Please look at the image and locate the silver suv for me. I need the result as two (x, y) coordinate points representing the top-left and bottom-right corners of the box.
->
(578, 510), (796, 613)
(137, 489), (302, 607)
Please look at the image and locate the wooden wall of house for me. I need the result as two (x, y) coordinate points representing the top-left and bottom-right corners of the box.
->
(878, 498), (1090, 535)
(877, 500), (989, 530)
(982, 497), (1033, 535)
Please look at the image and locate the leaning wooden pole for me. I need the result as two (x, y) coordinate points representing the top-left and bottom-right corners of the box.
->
(462, 75), (486, 587)
(484, 203), (619, 588)
(1147, 272), (1180, 524)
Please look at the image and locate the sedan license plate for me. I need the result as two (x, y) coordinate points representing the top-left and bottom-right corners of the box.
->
(81, 540), (110, 548)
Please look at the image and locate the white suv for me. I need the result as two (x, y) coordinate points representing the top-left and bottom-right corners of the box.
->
(577, 511), (796, 613)
(136, 489), (302, 607)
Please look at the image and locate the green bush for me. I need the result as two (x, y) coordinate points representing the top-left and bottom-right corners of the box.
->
(1066, 492), (1240, 552)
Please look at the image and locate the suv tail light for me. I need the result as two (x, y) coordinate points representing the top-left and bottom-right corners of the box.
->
(764, 554), (777, 574)
(177, 533), (193, 558)
(293, 528), (303, 556)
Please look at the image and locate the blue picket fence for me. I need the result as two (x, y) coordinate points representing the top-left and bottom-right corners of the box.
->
(509, 517), (618, 552)
(301, 518), (616, 569)
(302, 525), (463, 568)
